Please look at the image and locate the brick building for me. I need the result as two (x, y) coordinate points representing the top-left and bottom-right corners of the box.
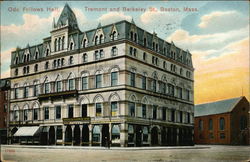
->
(194, 96), (249, 145)
(0, 78), (11, 144)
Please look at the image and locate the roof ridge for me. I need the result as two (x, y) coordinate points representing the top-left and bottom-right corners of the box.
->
(196, 96), (242, 106)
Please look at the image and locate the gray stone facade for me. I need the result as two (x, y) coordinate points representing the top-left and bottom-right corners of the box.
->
(9, 4), (194, 146)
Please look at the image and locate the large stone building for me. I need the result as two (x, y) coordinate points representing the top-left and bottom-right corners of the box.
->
(194, 96), (249, 145)
(9, 4), (194, 147)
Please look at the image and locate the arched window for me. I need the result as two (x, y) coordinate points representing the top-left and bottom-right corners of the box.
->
(45, 61), (49, 70)
(61, 58), (65, 66)
(23, 55), (27, 63)
(199, 119), (203, 131)
(15, 69), (18, 76)
(23, 67), (26, 74)
(95, 74), (102, 88)
(57, 59), (61, 67)
(219, 117), (225, 130)
(44, 78), (50, 94)
(69, 56), (74, 65)
(13, 105), (19, 121)
(143, 52), (147, 61)
(134, 33), (137, 42)
(58, 37), (61, 51)
(240, 116), (247, 130)
(83, 39), (87, 48)
(33, 81), (39, 97)
(14, 84), (19, 99)
(82, 53), (88, 63)
(130, 31), (133, 40)
(23, 104), (29, 121)
(46, 49), (49, 56)
(152, 42), (155, 50)
(111, 31), (117, 40)
(111, 46), (118, 56)
(23, 83), (29, 98)
(163, 61), (166, 69)
(35, 52), (39, 59)
(99, 34), (104, 44)
(62, 36), (65, 50)
(95, 103), (102, 117)
(143, 38), (147, 46)
(27, 54), (30, 62)
(209, 119), (213, 130)
(54, 39), (58, 52)
(53, 60), (57, 68)
(95, 36), (99, 45)
(81, 73), (88, 90)
(70, 42), (74, 50)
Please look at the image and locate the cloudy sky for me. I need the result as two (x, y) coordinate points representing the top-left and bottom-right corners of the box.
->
(0, 1), (249, 104)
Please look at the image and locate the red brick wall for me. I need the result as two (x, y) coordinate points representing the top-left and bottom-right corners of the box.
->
(194, 113), (231, 144)
(0, 90), (8, 129)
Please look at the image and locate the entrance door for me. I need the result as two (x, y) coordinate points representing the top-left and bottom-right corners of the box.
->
(101, 124), (109, 146)
(48, 126), (55, 145)
(135, 126), (142, 147)
(151, 127), (158, 146)
(74, 125), (80, 145)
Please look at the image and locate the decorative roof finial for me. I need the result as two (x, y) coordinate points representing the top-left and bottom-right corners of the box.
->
(97, 22), (102, 28)
(131, 18), (135, 24)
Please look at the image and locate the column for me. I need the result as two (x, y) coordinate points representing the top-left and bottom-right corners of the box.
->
(99, 125), (103, 146)
(55, 126), (57, 145)
(88, 124), (93, 146)
(148, 126), (152, 146)
(158, 127), (161, 146)
(176, 128), (179, 146)
(62, 125), (65, 146)
(71, 125), (75, 146)
(80, 125), (83, 146)
(120, 123), (127, 147)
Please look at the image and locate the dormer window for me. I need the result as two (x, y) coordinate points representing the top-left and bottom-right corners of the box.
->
(130, 31), (133, 40)
(152, 42), (155, 50)
(54, 39), (58, 52)
(83, 39), (87, 48)
(95, 36), (99, 45)
(163, 48), (166, 55)
(27, 54), (30, 62)
(134, 33), (137, 42)
(46, 49), (49, 56)
(58, 37), (61, 51)
(15, 57), (19, 64)
(62, 36), (65, 50)
(23, 55), (27, 63)
(99, 34), (104, 44)
(156, 44), (158, 52)
(35, 51), (39, 59)
(143, 38), (147, 47)
(111, 31), (117, 41)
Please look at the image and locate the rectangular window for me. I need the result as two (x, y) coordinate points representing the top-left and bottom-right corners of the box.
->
(82, 77), (88, 90)
(56, 106), (61, 119)
(111, 102), (118, 116)
(111, 47), (117, 56)
(69, 79), (74, 90)
(111, 72), (118, 86)
(24, 87), (28, 98)
(100, 49), (104, 58)
(14, 88), (18, 99)
(68, 104), (74, 118)
(130, 72), (135, 87)
(177, 87), (182, 99)
(187, 113), (190, 123)
(152, 80), (156, 92)
(96, 103), (102, 117)
(82, 104), (87, 117)
(186, 90), (190, 100)
(56, 81), (62, 92)
(162, 108), (166, 120)
(129, 102), (135, 117)
(171, 110), (175, 122)
(95, 51), (99, 60)
(33, 109), (38, 120)
(34, 85), (39, 96)
(96, 74), (102, 88)
(209, 119), (213, 130)
(14, 110), (18, 121)
(24, 109), (28, 121)
(220, 133), (225, 139)
(142, 76), (146, 90)
(153, 105), (157, 119)
(142, 104), (146, 118)
(57, 126), (62, 140)
(179, 111), (183, 123)
(44, 107), (49, 120)
(168, 84), (174, 96)
(45, 83), (50, 94)
(129, 47), (133, 55)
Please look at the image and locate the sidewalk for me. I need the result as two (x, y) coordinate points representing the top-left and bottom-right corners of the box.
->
(1, 144), (210, 151)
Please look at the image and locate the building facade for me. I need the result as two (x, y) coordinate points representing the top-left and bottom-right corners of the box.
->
(9, 4), (194, 147)
(194, 96), (249, 145)
(0, 78), (10, 144)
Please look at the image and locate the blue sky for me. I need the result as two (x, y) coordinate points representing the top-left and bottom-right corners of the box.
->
(0, 1), (249, 103)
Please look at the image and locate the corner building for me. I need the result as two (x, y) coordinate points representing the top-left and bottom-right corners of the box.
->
(9, 4), (194, 147)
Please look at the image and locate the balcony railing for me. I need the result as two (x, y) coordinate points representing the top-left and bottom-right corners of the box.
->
(63, 117), (90, 124)
(38, 90), (78, 100)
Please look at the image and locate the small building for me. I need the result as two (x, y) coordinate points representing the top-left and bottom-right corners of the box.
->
(194, 96), (249, 145)
(0, 78), (11, 144)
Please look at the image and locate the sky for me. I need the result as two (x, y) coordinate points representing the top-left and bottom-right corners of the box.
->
(0, 1), (249, 104)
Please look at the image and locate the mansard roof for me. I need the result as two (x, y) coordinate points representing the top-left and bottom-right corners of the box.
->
(11, 5), (193, 68)
(55, 3), (78, 30)
(194, 97), (247, 117)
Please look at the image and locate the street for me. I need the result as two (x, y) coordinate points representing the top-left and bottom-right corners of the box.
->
(1, 145), (250, 162)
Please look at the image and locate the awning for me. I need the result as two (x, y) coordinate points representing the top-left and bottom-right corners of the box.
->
(14, 126), (40, 137)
